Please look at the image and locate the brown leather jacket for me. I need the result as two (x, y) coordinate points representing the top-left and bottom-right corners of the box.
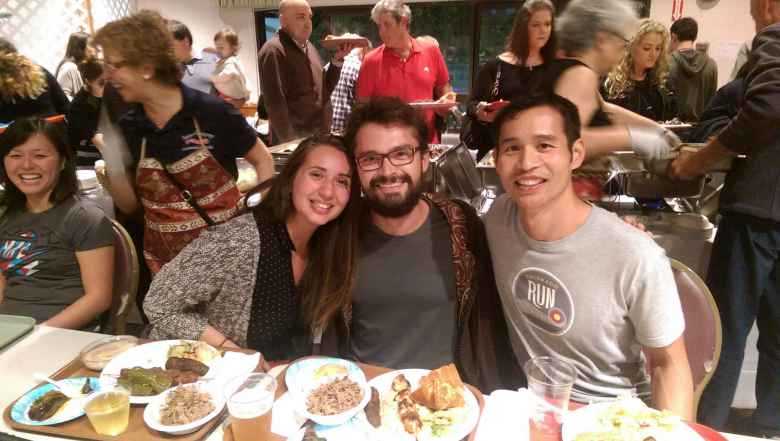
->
(320, 194), (525, 393)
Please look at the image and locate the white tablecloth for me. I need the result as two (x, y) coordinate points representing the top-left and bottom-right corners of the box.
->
(0, 327), (762, 441)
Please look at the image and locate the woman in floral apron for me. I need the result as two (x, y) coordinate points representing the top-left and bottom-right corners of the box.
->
(94, 11), (274, 275)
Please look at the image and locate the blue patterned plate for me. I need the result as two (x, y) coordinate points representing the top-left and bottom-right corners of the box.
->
(284, 357), (364, 400)
(11, 377), (100, 426)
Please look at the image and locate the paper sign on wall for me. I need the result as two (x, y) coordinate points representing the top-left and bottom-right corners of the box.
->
(672, 0), (685, 21)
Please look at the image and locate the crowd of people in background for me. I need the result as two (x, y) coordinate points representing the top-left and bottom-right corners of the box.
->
(0, 0), (778, 437)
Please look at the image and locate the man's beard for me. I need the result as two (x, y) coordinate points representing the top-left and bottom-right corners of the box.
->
(364, 172), (423, 218)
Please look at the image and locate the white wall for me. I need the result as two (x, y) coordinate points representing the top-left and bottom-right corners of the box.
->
(136, 0), (260, 101)
(649, 0), (755, 87)
(0, 0), (136, 74)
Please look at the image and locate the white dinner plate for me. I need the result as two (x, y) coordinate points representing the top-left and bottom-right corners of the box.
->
(366, 369), (481, 441)
(99, 340), (222, 405)
(561, 401), (703, 441)
(143, 381), (225, 435)
(285, 367), (480, 441)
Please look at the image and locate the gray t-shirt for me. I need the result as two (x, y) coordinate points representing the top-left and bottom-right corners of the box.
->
(484, 195), (685, 402)
(0, 197), (114, 322)
(182, 54), (217, 95)
(350, 203), (457, 369)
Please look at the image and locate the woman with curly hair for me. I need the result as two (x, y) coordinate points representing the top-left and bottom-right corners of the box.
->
(93, 10), (274, 274)
(604, 19), (678, 122)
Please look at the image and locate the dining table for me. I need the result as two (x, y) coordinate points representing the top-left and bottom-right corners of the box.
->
(0, 325), (765, 441)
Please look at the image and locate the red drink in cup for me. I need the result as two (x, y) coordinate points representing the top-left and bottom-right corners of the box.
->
(524, 357), (577, 441)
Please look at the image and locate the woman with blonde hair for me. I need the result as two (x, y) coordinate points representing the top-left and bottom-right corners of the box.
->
(534, 0), (679, 163)
(605, 19), (678, 122)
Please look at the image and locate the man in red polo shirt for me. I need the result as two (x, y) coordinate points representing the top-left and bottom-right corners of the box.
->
(356, 0), (455, 143)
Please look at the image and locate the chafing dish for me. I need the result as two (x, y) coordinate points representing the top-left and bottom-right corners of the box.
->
(428, 142), (482, 202)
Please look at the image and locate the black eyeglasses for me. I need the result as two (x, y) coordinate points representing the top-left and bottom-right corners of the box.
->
(356, 146), (421, 171)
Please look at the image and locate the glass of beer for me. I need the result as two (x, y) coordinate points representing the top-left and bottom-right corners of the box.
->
(83, 386), (130, 436)
(524, 357), (576, 441)
(224, 373), (277, 441)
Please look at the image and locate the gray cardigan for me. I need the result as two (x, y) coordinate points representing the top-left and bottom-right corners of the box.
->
(144, 214), (260, 346)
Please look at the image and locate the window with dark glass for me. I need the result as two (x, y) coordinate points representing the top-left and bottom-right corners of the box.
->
(255, 0), (653, 96)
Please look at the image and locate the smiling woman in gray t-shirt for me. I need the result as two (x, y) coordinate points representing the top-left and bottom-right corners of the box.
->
(0, 118), (114, 329)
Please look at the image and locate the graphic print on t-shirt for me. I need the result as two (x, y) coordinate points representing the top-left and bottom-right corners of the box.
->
(512, 267), (575, 336)
(0, 231), (45, 277)
(181, 130), (215, 153)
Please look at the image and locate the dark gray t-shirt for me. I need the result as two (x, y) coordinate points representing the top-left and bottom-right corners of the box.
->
(0, 197), (114, 322)
(350, 204), (457, 369)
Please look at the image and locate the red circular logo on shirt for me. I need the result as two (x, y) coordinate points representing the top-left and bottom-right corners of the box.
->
(513, 267), (575, 336)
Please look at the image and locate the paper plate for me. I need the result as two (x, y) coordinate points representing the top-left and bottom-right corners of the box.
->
(11, 377), (100, 426)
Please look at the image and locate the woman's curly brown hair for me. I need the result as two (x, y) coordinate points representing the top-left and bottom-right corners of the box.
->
(605, 19), (671, 100)
(94, 9), (181, 86)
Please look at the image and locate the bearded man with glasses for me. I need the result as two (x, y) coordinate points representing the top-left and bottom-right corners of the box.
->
(320, 96), (524, 393)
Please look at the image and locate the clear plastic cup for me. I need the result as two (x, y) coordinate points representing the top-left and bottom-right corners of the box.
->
(83, 387), (130, 436)
(223, 373), (277, 441)
(524, 357), (577, 441)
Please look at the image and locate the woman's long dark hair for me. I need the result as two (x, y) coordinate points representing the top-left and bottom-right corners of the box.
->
(245, 134), (361, 330)
(0, 118), (78, 213)
(55, 32), (90, 77)
(506, 0), (557, 65)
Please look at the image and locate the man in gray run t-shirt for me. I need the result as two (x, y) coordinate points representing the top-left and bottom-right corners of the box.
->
(483, 95), (694, 419)
(320, 96), (524, 393)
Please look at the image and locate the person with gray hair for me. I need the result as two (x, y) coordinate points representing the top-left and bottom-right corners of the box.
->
(356, 0), (456, 143)
(258, 0), (355, 143)
(534, 0), (679, 167)
(370, 0), (411, 24)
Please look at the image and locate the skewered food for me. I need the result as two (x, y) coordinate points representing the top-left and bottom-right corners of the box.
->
(392, 374), (422, 435)
(28, 390), (69, 421)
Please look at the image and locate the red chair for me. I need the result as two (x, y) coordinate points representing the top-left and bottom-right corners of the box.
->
(100, 219), (140, 335)
(670, 258), (722, 416)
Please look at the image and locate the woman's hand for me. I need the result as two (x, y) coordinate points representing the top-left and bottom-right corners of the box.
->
(475, 101), (497, 123)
